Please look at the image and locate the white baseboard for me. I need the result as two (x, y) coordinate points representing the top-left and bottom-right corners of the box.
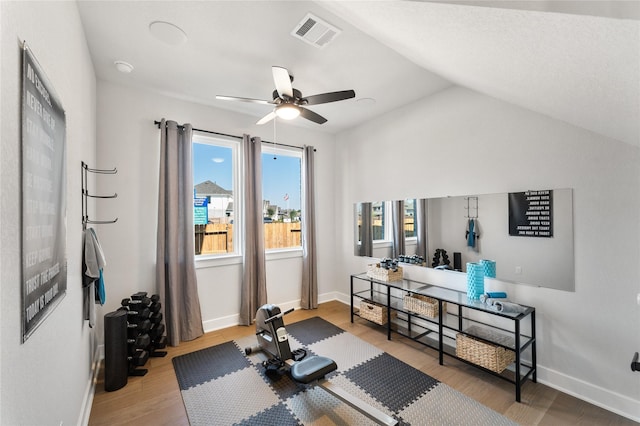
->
(536, 366), (640, 422)
(79, 344), (103, 426)
(202, 292), (343, 333)
(203, 313), (242, 333)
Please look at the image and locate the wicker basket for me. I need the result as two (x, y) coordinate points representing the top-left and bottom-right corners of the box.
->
(403, 294), (444, 318)
(456, 332), (516, 373)
(359, 300), (395, 325)
(366, 264), (403, 282)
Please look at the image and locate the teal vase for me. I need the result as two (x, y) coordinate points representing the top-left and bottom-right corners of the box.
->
(466, 262), (484, 300)
(480, 259), (496, 278)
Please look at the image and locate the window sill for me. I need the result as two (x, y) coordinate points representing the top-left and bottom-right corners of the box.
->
(266, 247), (303, 261)
(195, 247), (303, 270)
(195, 254), (243, 269)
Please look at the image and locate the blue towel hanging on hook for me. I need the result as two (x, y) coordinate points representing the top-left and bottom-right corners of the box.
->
(466, 218), (478, 248)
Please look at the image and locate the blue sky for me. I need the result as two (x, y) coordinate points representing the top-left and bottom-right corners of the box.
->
(193, 143), (301, 210)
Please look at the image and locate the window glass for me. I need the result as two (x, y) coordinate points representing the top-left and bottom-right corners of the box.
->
(261, 146), (302, 250)
(404, 198), (416, 238)
(372, 201), (386, 241)
(192, 135), (239, 256)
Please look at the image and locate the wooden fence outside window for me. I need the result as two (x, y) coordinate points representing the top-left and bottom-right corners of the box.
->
(195, 222), (302, 255)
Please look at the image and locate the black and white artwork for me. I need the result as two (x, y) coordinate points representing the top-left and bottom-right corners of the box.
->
(21, 42), (67, 342)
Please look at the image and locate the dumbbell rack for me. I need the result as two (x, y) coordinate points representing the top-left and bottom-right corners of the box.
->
(119, 292), (168, 377)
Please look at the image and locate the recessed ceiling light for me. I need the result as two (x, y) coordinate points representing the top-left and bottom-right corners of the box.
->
(149, 21), (188, 45)
(356, 97), (376, 106)
(114, 60), (134, 73)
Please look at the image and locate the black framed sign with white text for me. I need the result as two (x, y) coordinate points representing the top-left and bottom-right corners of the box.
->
(21, 42), (67, 342)
(508, 190), (553, 238)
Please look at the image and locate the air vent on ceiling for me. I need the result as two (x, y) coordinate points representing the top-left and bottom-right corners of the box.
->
(291, 13), (341, 49)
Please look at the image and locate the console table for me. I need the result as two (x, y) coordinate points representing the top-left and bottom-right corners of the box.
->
(350, 273), (536, 402)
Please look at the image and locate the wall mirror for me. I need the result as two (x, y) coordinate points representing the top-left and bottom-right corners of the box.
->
(354, 188), (574, 291)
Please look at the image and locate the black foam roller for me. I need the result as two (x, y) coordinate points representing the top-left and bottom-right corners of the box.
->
(454, 252), (462, 270)
(104, 310), (128, 391)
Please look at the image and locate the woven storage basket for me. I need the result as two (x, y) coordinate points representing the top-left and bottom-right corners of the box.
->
(366, 264), (403, 282)
(456, 332), (516, 373)
(403, 294), (445, 318)
(359, 300), (395, 325)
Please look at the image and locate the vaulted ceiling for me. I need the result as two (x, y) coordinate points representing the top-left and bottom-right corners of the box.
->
(77, 1), (640, 147)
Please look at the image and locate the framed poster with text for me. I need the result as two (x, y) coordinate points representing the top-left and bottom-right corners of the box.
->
(508, 190), (553, 238)
(21, 42), (67, 342)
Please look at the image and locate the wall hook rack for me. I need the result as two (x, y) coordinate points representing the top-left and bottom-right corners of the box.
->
(82, 161), (118, 230)
(464, 196), (478, 219)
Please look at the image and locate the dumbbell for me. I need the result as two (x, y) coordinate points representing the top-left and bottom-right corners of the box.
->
(128, 350), (149, 367)
(122, 297), (152, 308)
(127, 333), (150, 349)
(150, 312), (163, 324)
(152, 335), (167, 349)
(149, 302), (161, 313)
(149, 323), (165, 340)
(150, 294), (160, 303)
(131, 291), (148, 300)
(127, 319), (151, 333)
(117, 306), (151, 321)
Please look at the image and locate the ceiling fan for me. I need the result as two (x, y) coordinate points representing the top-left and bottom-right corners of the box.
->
(216, 66), (356, 125)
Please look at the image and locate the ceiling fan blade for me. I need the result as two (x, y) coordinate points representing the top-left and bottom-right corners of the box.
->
(272, 66), (293, 99)
(299, 107), (327, 124)
(256, 111), (277, 125)
(216, 95), (273, 105)
(303, 90), (356, 105)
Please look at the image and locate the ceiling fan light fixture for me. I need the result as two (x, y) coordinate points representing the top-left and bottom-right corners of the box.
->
(275, 104), (301, 120)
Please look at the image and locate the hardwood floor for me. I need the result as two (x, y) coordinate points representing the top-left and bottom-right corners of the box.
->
(88, 301), (636, 425)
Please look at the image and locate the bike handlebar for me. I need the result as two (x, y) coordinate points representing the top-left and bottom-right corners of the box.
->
(264, 308), (294, 324)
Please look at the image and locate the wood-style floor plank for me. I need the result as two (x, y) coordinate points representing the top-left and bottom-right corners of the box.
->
(88, 301), (635, 425)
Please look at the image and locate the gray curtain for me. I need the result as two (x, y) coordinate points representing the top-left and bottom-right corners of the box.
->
(358, 202), (373, 257)
(156, 119), (204, 346)
(239, 135), (267, 325)
(415, 198), (428, 258)
(301, 146), (317, 309)
(391, 200), (406, 258)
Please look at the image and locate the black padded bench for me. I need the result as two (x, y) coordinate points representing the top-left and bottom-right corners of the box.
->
(290, 356), (337, 384)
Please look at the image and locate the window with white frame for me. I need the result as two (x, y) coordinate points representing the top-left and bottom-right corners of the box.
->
(372, 200), (387, 241)
(261, 145), (302, 250)
(404, 198), (417, 239)
(192, 134), (240, 256)
(191, 136), (303, 257)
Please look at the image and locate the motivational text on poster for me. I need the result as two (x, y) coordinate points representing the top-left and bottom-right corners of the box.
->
(508, 190), (553, 237)
(21, 43), (67, 342)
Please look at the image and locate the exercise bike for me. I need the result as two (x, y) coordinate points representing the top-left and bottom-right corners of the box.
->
(245, 304), (398, 426)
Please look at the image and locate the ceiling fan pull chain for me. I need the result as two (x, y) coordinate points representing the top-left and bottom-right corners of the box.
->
(273, 118), (277, 160)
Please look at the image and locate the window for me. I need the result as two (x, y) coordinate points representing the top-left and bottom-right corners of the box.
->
(191, 135), (303, 257)
(372, 201), (386, 241)
(192, 135), (239, 256)
(404, 198), (416, 238)
(261, 145), (302, 250)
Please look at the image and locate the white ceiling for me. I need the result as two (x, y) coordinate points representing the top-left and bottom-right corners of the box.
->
(77, 1), (640, 147)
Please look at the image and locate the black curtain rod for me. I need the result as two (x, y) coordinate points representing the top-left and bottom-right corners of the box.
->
(153, 120), (312, 151)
